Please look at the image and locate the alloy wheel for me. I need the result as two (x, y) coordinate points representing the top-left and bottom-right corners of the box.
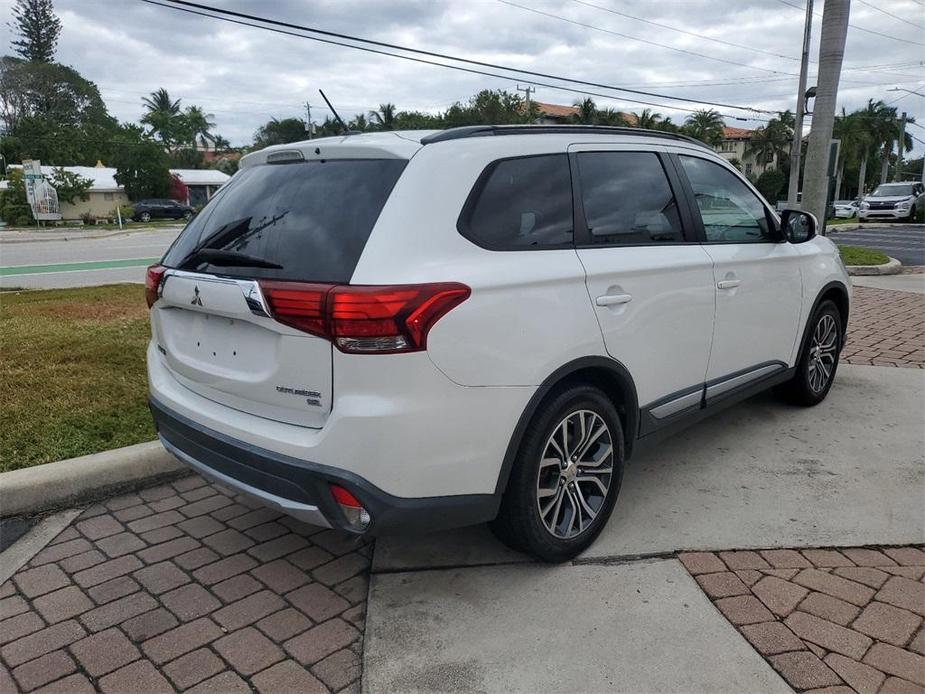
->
(808, 314), (838, 393)
(536, 409), (613, 539)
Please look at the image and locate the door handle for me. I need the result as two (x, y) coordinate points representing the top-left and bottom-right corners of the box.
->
(717, 279), (741, 290)
(595, 293), (633, 306)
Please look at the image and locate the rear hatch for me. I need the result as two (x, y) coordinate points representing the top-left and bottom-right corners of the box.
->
(150, 155), (408, 427)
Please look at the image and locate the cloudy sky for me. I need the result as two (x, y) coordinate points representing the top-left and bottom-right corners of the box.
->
(1, 0), (922, 152)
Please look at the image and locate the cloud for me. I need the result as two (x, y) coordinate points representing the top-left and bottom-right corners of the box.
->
(0, 0), (921, 151)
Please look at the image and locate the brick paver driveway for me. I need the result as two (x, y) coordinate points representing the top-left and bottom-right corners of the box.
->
(1, 476), (369, 693)
(843, 285), (924, 368)
(681, 547), (925, 692)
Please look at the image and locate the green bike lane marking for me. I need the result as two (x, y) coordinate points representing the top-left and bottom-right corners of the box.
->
(0, 257), (160, 277)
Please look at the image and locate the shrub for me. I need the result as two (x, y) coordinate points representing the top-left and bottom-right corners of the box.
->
(756, 169), (786, 203)
(80, 211), (97, 225)
(114, 205), (134, 222)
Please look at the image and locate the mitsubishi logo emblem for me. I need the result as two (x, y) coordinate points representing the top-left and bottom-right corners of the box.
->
(191, 286), (203, 306)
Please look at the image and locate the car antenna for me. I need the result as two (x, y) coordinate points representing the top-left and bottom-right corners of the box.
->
(319, 89), (351, 135)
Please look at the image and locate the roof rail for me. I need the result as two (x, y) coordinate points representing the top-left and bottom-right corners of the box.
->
(419, 124), (711, 149)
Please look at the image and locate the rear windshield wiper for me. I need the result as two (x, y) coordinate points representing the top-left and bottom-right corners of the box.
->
(180, 248), (283, 269)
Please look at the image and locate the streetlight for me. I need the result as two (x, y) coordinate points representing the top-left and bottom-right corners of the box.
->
(887, 87), (925, 98)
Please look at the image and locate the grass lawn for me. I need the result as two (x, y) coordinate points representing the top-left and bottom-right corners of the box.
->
(0, 284), (154, 472)
(839, 245), (889, 266)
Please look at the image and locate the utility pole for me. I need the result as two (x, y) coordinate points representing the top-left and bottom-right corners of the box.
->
(787, 0), (813, 207)
(894, 112), (907, 182)
(517, 84), (535, 120)
(305, 102), (313, 139)
(800, 0), (849, 233)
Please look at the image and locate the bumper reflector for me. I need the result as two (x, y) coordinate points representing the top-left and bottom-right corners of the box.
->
(330, 484), (371, 530)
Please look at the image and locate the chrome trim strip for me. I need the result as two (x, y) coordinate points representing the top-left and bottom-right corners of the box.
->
(650, 390), (702, 419)
(161, 269), (270, 318)
(706, 363), (785, 399)
(160, 436), (331, 529)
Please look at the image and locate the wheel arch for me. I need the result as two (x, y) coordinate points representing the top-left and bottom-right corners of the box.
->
(800, 281), (850, 356)
(493, 356), (639, 497)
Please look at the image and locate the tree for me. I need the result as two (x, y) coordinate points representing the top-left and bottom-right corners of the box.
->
(211, 135), (231, 152)
(112, 126), (171, 200)
(443, 89), (535, 127)
(8, 0), (61, 63)
(369, 103), (397, 130)
(48, 167), (91, 203)
(832, 109), (867, 199)
(852, 99), (894, 197)
(755, 168), (785, 203)
(572, 98), (597, 125)
(0, 57), (120, 165)
(184, 105), (215, 148)
(253, 117), (308, 148)
(747, 113), (793, 169)
(597, 108), (627, 126)
(728, 157), (743, 171)
(633, 108), (662, 130)
(141, 88), (183, 147)
(683, 109), (725, 146)
(0, 169), (33, 225)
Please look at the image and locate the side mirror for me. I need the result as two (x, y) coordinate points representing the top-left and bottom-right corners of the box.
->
(780, 209), (817, 244)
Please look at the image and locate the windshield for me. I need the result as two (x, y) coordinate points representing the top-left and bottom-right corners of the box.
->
(162, 159), (407, 283)
(871, 184), (913, 197)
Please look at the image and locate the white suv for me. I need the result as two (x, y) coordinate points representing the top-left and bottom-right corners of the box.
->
(147, 126), (851, 561)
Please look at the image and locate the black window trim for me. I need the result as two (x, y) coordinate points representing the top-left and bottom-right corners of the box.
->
(570, 149), (699, 249)
(456, 152), (576, 252)
(670, 151), (784, 245)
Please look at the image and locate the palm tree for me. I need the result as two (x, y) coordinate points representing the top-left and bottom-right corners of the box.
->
(633, 109), (662, 130)
(184, 105), (216, 148)
(683, 109), (725, 147)
(572, 98), (597, 125)
(141, 88), (182, 146)
(597, 108), (626, 127)
(852, 100), (894, 195)
(349, 113), (369, 131)
(211, 135), (231, 153)
(832, 109), (867, 199)
(368, 103), (397, 130)
(747, 115), (792, 168)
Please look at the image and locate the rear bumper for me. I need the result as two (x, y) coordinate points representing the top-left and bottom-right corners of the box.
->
(150, 397), (499, 535)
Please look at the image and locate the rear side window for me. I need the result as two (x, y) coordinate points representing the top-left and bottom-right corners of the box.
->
(459, 154), (573, 250)
(576, 151), (684, 245)
(162, 159), (407, 282)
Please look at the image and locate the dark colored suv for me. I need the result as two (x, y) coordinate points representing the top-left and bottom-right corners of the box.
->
(133, 199), (194, 223)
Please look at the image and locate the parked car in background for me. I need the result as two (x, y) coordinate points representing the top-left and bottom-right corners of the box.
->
(859, 182), (924, 222)
(145, 125), (850, 562)
(133, 199), (194, 223)
(831, 199), (859, 219)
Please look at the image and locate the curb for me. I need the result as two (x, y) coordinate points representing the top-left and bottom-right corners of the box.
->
(828, 222), (924, 233)
(0, 225), (181, 244)
(846, 257), (902, 276)
(0, 441), (185, 518)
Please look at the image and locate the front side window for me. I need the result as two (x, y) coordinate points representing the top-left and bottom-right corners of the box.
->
(679, 155), (772, 243)
(575, 151), (684, 245)
(459, 154), (573, 250)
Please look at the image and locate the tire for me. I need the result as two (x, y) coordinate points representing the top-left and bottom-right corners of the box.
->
(490, 384), (624, 562)
(139, 212), (151, 223)
(780, 300), (842, 406)
(183, 211), (193, 220)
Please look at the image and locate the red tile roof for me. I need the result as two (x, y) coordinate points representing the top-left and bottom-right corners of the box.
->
(534, 102), (638, 125)
(722, 126), (756, 139)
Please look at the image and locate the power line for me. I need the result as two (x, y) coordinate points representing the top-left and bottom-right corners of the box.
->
(774, 0), (925, 46)
(498, 0), (796, 76)
(143, 0), (777, 116)
(855, 0), (925, 31)
(569, 0), (803, 62)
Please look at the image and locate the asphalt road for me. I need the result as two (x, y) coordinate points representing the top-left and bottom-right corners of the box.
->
(0, 227), (181, 289)
(828, 223), (925, 266)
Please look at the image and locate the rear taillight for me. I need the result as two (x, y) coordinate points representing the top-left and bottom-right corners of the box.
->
(259, 281), (470, 354)
(145, 264), (167, 308)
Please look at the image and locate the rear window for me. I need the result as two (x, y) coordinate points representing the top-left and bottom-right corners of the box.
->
(162, 159), (407, 282)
